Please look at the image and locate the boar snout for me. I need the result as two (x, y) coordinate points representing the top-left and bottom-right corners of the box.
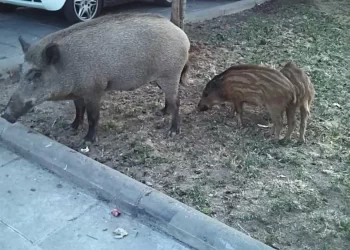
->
(1, 97), (34, 124)
(1, 112), (17, 124)
(197, 100), (209, 112)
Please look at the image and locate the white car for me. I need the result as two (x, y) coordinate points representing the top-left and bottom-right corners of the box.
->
(0, 0), (172, 23)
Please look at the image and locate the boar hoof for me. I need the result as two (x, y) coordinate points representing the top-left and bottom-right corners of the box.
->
(156, 107), (169, 117)
(78, 137), (97, 148)
(296, 139), (305, 146)
(63, 123), (75, 131)
(168, 127), (180, 137)
(70, 121), (80, 130)
(278, 138), (291, 146)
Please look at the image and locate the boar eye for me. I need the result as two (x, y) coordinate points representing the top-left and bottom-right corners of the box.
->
(33, 71), (41, 78)
(203, 92), (208, 97)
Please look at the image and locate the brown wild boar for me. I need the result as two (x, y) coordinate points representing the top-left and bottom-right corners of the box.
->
(280, 61), (315, 142)
(1, 13), (190, 144)
(197, 64), (297, 141)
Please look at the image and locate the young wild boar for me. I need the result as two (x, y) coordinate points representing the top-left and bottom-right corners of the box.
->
(1, 13), (190, 144)
(280, 61), (315, 142)
(197, 64), (297, 141)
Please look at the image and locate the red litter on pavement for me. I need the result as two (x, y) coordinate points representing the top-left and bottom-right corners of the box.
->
(111, 208), (120, 217)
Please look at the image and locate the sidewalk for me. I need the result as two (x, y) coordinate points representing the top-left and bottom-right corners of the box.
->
(0, 144), (190, 250)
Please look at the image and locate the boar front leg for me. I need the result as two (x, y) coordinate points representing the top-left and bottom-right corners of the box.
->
(83, 98), (101, 144)
(233, 101), (243, 127)
(267, 106), (283, 141)
(154, 83), (170, 116)
(71, 99), (86, 130)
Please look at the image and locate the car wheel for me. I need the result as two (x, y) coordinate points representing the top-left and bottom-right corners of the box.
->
(0, 3), (17, 12)
(154, 0), (172, 7)
(63, 0), (103, 23)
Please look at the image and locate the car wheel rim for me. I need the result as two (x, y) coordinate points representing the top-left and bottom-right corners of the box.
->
(74, 0), (98, 21)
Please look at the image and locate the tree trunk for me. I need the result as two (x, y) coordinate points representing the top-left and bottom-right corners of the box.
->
(170, 0), (186, 29)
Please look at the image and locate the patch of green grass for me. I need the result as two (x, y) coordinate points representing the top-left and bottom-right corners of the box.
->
(125, 139), (169, 165)
(339, 220), (350, 239)
(185, 186), (212, 215)
(270, 197), (300, 215)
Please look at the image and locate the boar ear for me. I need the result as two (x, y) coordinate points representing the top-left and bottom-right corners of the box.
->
(18, 36), (30, 53)
(43, 43), (60, 65)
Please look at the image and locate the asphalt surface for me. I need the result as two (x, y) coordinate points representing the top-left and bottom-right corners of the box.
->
(0, 0), (233, 71)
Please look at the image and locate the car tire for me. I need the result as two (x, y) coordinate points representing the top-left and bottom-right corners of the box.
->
(154, 0), (172, 7)
(0, 3), (17, 12)
(63, 0), (103, 24)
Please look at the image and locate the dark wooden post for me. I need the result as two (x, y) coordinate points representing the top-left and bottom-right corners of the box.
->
(170, 0), (186, 30)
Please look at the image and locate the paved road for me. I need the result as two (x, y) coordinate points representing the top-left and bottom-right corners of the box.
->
(0, 144), (191, 250)
(0, 0), (232, 70)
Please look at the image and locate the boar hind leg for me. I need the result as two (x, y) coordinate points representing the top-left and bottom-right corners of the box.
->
(168, 95), (180, 136)
(83, 98), (101, 144)
(282, 105), (297, 142)
(71, 99), (86, 130)
(157, 79), (180, 136)
(299, 101), (310, 143)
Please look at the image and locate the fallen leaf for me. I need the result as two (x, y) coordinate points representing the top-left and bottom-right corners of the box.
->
(81, 146), (90, 153)
(113, 228), (128, 239)
(257, 124), (272, 128)
(321, 169), (334, 175)
(332, 103), (341, 108)
(145, 181), (153, 187)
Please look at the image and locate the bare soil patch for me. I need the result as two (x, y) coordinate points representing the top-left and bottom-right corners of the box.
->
(1, 0), (349, 249)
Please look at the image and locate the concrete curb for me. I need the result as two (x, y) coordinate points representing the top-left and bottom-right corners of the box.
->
(185, 0), (270, 23)
(0, 118), (273, 250)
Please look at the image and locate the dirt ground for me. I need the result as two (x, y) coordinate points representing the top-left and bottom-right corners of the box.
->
(1, 0), (349, 249)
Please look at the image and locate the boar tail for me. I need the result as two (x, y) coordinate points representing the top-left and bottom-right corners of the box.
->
(180, 62), (190, 87)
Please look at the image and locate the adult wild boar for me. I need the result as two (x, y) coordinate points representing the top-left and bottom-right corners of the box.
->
(1, 13), (190, 144)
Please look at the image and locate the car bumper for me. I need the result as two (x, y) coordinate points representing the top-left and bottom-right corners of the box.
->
(0, 0), (66, 11)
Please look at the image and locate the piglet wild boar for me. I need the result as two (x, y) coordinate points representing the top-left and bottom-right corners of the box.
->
(197, 64), (297, 141)
(280, 61), (315, 142)
(1, 13), (190, 144)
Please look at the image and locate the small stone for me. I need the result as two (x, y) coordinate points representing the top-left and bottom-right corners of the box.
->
(56, 183), (63, 188)
(145, 181), (153, 187)
(30, 188), (36, 192)
(194, 169), (202, 174)
(111, 208), (120, 217)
